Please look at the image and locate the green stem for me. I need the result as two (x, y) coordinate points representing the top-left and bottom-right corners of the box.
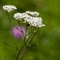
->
(19, 46), (27, 60)
(19, 29), (38, 60)
(28, 29), (38, 44)
(16, 43), (26, 60)
(7, 13), (18, 51)
(16, 29), (38, 60)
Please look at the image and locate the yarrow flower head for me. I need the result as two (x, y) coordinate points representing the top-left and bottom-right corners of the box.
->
(3, 5), (17, 12)
(14, 13), (30, 20)
(26, 11), (39, 17)
(24, 17), (45, 28)
(14, 11), (45, 28)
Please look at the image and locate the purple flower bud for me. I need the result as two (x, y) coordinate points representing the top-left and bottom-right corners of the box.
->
(10, 26), (26, 39)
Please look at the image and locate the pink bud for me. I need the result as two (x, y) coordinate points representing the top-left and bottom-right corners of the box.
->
(10, 26), (26, 39)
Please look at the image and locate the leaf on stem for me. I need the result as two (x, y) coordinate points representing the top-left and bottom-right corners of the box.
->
(2, 40), (16, 50)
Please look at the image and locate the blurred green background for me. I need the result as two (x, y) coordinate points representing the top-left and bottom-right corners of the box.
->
(0, 0), (60, 60)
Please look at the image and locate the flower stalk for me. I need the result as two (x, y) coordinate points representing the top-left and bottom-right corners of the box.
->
(7, 13), (18, 51)
(16, 29), (38, 60)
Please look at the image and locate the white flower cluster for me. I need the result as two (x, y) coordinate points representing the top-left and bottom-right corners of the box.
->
(26, 11), (39, 16)
(3, 5), (17, 12)
(14, 13), (29, 20)
(24, 17), (45, 27)
(14, 11), (45, 28)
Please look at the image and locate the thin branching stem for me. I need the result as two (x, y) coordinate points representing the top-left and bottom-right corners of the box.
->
(16, 29), (38, 60)
(7, 13), (18, 51)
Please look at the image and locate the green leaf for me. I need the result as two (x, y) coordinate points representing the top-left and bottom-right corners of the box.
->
(2, 40), (16, 50)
